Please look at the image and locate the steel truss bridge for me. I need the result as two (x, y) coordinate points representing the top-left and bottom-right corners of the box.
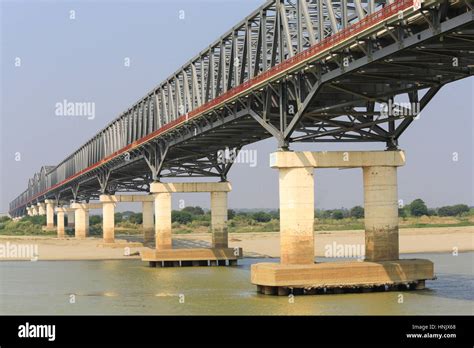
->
(9, 0), (474, 217)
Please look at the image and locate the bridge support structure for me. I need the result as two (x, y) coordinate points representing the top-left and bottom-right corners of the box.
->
(251, 150), (434, 295)
(141, 182), (242, 267)
(142, 201), (154, 244)
(37, 202), (46, 216)
(100, 195), (115, 243)
(30, 205), (39, 216)
(67, 209), (75, 228)
(56, 206), (67, 238)
(70, 203), (92, 239)
(98, 194), (151, 246)
(43, 199), (56, 231)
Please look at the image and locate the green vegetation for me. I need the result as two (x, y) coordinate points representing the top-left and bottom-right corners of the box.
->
(0, 199), (472, 235)
(172, 210), (193, 224)
(350, 206), (364, 219)
(437, 204), (470, 217)
(0, 215), (54, 235)
(408, 198), (428, 217)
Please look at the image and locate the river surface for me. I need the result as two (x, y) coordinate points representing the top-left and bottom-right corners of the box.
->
(0, 252), (472, 315)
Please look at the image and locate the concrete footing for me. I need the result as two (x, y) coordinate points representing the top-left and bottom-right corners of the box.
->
(251, 259), (434, 295)
(97, 241), (143, 248)
(141, 247), (242, 267)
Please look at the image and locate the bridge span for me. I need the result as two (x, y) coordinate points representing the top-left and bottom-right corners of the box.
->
(8, 0), (474, 294)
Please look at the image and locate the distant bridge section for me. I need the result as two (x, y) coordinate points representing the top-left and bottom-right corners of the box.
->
(9, 0), (474, 216)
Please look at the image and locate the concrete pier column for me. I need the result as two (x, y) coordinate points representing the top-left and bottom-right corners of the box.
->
(211, 191), (228, 248)
(363, 165), (399, 261)
(154, 193), (172, 250)
(45, 200), (56, 229)
(142, 201), (154, 243)
(67, 209), (75, 228)
(26, 207), (32, 216)
(37, 202), (46, 215)
(31, 205), (39, 216)
(71, 203), (89, 239)
(56, 207), (66, 238)
(278, 164), (315, 265)
(99, 195), (116, 243)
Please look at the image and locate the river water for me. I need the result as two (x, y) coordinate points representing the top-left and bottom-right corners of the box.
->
(0, 252), (472, 315)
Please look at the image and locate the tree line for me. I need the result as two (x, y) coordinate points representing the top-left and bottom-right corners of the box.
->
(1, 199), (470, 229)
(101, 199), (471, 225)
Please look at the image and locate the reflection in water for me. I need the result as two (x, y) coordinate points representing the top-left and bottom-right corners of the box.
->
(0, 252), (472, 315)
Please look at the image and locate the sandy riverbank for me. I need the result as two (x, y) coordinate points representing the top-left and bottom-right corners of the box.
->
(0, 225), (472, 261)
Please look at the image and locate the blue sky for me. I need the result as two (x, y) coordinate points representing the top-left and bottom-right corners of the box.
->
(1, 0), (472, 212)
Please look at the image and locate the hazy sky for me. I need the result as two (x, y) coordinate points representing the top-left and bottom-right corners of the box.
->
(1, 0), (473, 213)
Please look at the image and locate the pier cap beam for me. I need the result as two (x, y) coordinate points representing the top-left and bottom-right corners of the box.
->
(99, 195), (155, 203)
(70, 202), (102, 210)
(150, 182), (232, 193)
(270, 150), (405, 169)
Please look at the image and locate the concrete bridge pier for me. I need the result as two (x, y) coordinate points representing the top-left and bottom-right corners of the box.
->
(56, 206), (66, 238)
(71, 203), (90, 239)
(141, 182), (242, 267)
(99, 195), (115, 243)
(279, 165), (315, 265)
(26, 207), (33, 216)
(211, 191), (229, 248)
(31, 205), (39, 216)
(37, 202), (46, 216)
(154, 192), (172, 250)
(142, 201), (154, 244)
(363, 166), (399, 261)
(67, 209), (75, 228)
(251, 151), (434, 295)
(44, 199), (56, 231)
(96, 195), (153, 247)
